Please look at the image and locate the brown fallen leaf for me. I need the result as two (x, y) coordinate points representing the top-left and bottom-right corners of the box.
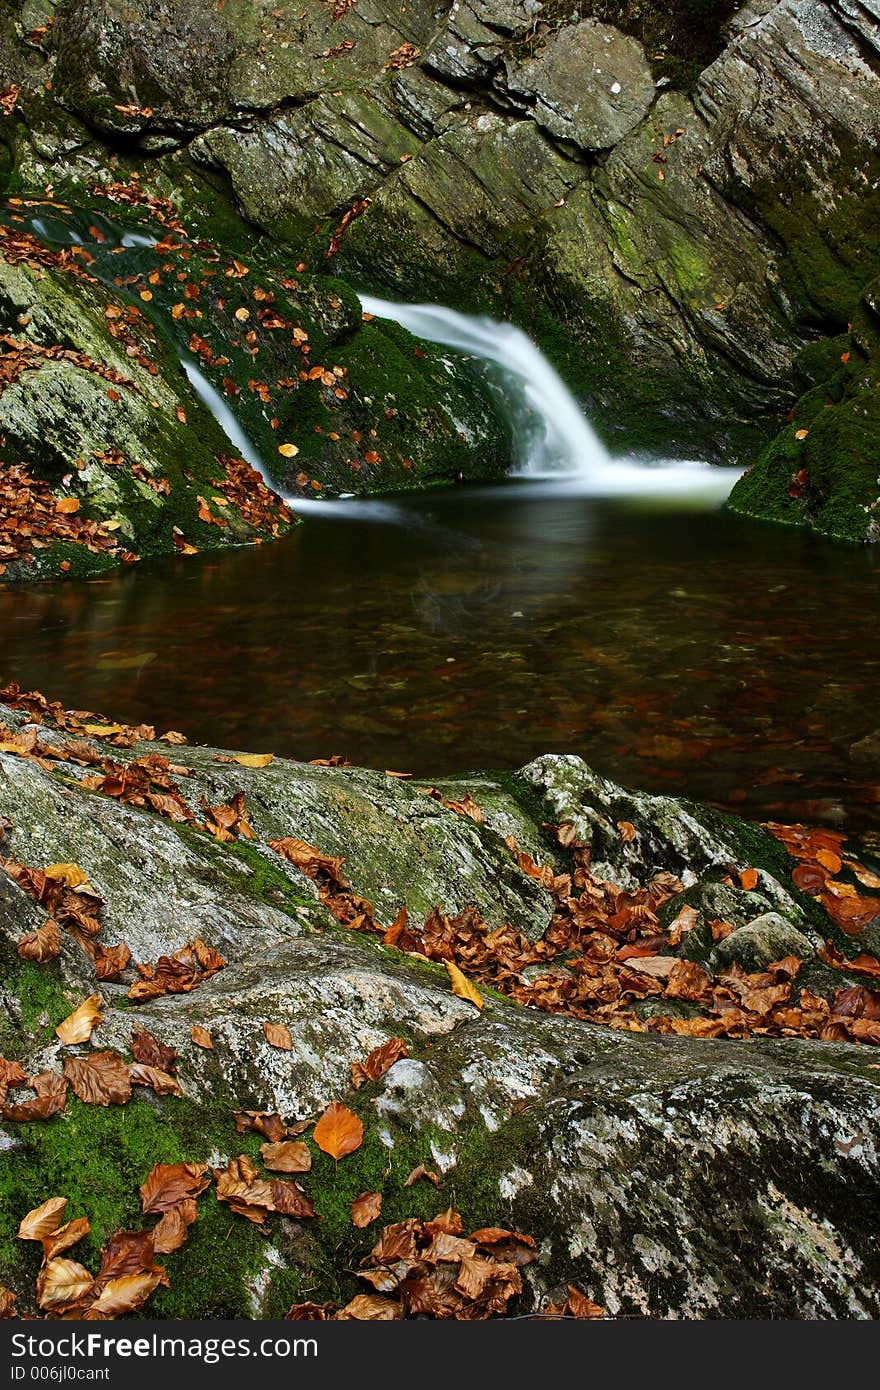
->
(18, 1196), (68, 1242)
(130, 1063), (183, 1097)
(284, 1301), (333, 1320)
(56, 994), (104, 1045)
(152, 1199), (199, 1254)
(86, 1271), (162, 1319)
(2, 1070), (68, 1121)
(740, 868), (759, 891)
(234, 1110), (287, 1142)
(64, 1052), (132, 1107)
(351, 1191), (383, 1228)
(131, 1027), (179, 1074)
(351, 1036), (409, 1089)
(44, 862), (89, 888)
(263, 1021), (293, 1050)
(42, 1217), (91, 1261)
(37, 1258), (95, 1312)
(403, 1164), (441, 1188)
(140, 1162), (211, 1214)
(0, 1286), (17, 1319)
(617, 821), (637, 843)
(191, 1025), (213, 1049)
(312, 1100), (363, 1160)
(339, 1293), (402, 1320)
(445, 961), (483, 1009)
(261, 1140), (311, 1173)
(18, 917), (61, 961)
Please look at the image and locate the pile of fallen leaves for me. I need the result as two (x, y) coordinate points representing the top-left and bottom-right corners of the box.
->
(0, 218), (98, 284)
(288, 1211), (537, 1320)
(86, 178), (185, 234)
(214, 454), (292, 537)
(0, 459), (129, 574)
(272, 809), (880, 1046)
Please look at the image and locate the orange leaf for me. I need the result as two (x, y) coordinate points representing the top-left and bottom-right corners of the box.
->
(312, 1100), (363, 1160)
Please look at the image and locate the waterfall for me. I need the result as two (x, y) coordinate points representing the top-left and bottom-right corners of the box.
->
(359, 294), (611, 479)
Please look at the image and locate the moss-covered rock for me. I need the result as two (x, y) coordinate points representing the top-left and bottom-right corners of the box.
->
(3, 713), (880, 1316)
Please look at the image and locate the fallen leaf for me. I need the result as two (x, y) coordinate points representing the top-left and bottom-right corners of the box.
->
(18, 1196), (68, 1242)
(312, 1100), (363, 1160)
(351, 1192), (382, 1228)
(130, 1063), (183, 1097)
(351, 1036), (408, 1089)
(278, 443), (300, 457)
(403, 1164), (441, 1188)
(339, 1293), (402, 1320)
(233, 752), (274, 768)
(263, 1021), (293, 1050)
(445, 961), (483, 1009)
(152, 1199), (198, 1254)
(42, 1217), (91, 1261)
(261, 1140), (311, 1173)
(2, 1070), (68, 1121)
(234, 1110), (286, 1142)
(191, 1025), (213, 1049)
(37, 1258), (94, 1312)
(18, 917), (61, 961)
(131, 1027), (178, 1074)
(56, 994), (103, 1045)
(64, 1051), (132, 1106)
(140, 1162), (211, 1214)
(739, 868), (759, 891)
(44, 862), (89, 887)
(86, 1271), (162, 1318)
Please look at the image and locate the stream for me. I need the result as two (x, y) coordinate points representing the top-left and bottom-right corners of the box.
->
(2, 209), (879, 840)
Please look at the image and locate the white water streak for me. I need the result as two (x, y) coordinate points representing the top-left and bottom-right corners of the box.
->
(359, 295), (743, 500)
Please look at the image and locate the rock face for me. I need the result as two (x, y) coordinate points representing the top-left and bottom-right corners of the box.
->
(504, 21), (656, 150)
(2, 708), (880, 1318)
(4, 0), (875, 530)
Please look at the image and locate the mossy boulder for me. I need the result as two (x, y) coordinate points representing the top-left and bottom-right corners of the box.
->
(3, 715), (880, 1316)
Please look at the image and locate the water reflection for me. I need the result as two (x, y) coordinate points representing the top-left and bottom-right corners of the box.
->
(3, 484), (879, 837)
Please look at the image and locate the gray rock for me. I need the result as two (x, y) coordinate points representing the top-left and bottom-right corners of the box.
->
(850, 729), (880, 768)
(713, 913), (817, 970)
(2, 722), (880, 1316)
(504, 21), (656, 152)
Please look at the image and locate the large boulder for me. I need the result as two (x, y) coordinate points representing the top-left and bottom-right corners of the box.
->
(2, 708), (880, 1317)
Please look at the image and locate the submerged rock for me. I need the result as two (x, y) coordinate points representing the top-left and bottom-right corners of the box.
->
(2, 711), (879, 1317)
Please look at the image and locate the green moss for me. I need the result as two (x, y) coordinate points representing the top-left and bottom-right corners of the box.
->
(0, 1093), (269, 1318)
(0, 959), (73, 1051)
(170, 824), (315, 918)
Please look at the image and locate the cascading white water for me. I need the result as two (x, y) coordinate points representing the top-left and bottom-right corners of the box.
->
(359, 294), (744, 499)
(359, 294), (611, 479)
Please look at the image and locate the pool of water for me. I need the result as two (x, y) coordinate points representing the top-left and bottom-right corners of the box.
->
(3, 480), (879, 836)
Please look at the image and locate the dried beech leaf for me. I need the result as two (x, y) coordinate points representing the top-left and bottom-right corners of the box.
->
(140, 1162), (211, 1214)
(351, 1037), (408, 1089)
(444, 961), (483, 1009)
(260, 1140), (311, 1173)
(18, 1196), (68, 1242)
(56, 994), (104, 1045)
(312, 1100), (363, 1160)
(262, 1021), (293, 1050)
(37, 1258), (94, 1312)
(64, 1051), (132, 1107)
(351, 1191), (382, 1228)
